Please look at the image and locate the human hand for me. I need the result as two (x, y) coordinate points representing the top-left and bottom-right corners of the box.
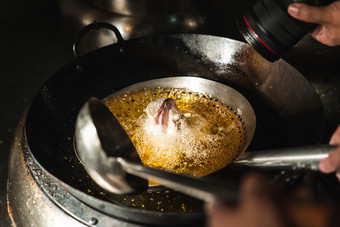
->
(319, 125), (340, 180)
(205, 174), (286, 227)
(287, 1), (340, 46)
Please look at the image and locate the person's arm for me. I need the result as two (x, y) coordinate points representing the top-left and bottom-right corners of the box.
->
(287, 1), (340, 46)
(319, 125), (340, 180)
(205, 174), (338, 227)
(206, 126), (340, 227)
(205, 174), (287, 227)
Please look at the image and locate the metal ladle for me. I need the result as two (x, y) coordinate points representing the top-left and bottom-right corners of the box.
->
(74, 97), (335, 203)
(74, 97), (240, 203)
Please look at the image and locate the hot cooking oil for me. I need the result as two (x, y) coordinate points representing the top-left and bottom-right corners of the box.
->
(104, 87), (245, 178)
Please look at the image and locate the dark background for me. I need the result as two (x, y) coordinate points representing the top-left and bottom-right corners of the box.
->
(1, 1), (72, 224)
(1, 0), (339, 225)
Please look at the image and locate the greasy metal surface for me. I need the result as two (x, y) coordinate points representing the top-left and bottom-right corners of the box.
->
(7, 115), (141, 226)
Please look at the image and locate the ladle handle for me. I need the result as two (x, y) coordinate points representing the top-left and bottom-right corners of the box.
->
(118, 158), (336, 227)
(234, 144), (336, 170)
(117, 158), (239, 204)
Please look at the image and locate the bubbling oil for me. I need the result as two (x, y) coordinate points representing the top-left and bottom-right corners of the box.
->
(104, 88), (245, 177)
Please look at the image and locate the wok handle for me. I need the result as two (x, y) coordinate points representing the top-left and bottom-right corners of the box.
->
(117, 157), (240, 204)
(72, 21), (124, 58)
(234, 144), (336, 170)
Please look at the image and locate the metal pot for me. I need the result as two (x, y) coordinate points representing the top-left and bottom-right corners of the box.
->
(85, 0), (199, 16)
(7, 29), (325, 226)
(57, 0), (205, 56)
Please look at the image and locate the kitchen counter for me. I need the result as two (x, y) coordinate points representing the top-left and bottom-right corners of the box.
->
(1, 0), (339, 225)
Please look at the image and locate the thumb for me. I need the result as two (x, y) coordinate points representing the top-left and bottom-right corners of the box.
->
(319, 147), (340, 173)
(287, 3), (332, 24)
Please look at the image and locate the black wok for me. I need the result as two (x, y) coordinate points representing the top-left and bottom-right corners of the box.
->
(24, 27), (324, 225)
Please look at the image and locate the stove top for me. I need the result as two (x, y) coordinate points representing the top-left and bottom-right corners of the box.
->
(1, 0), (339, 225)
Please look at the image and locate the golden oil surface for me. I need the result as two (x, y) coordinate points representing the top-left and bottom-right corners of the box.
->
(105, 88), (245, 177)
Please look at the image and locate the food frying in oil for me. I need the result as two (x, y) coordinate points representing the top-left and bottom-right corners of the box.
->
(105, 88), (245, 177)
